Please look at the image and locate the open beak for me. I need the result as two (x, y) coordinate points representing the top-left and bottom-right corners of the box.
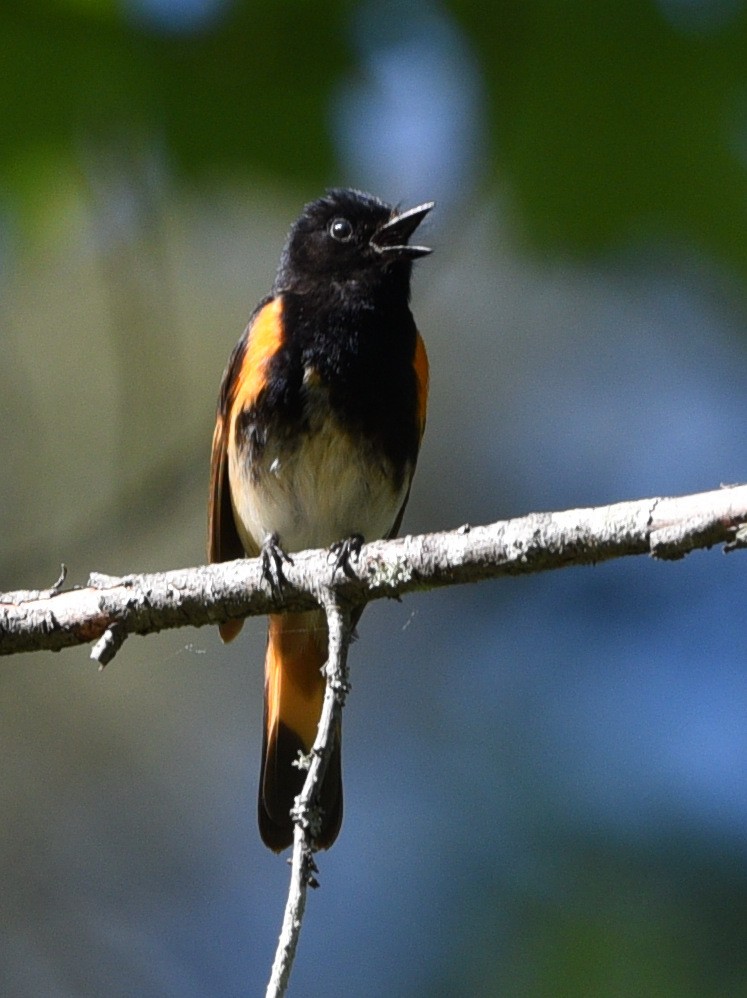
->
(370, 201), (434, 258)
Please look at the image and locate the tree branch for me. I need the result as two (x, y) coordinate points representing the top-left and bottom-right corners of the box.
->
(2, 484), (747, 660)
(3, 483), (747, 995)
(266, 592), (353, 998)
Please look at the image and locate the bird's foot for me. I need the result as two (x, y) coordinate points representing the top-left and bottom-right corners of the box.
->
(261, 532), (294, 598)
(328, 533), (364, 580)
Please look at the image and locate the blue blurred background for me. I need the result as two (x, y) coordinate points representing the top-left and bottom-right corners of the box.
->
(2, 1), (747, 995)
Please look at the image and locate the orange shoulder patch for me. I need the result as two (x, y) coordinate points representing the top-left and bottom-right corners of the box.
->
(230, 296), (284, 417)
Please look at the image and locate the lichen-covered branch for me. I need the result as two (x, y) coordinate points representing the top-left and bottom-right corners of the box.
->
(1, 484), (747, 661)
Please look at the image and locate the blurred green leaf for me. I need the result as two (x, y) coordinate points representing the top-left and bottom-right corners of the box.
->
(0, 0), (352, 214)
(454, 0), (747, 269)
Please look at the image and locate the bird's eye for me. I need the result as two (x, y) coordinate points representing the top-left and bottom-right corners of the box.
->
(329, 217), (354, 242)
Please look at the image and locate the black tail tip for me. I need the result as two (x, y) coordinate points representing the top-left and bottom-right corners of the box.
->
(259, 721), (343, 852)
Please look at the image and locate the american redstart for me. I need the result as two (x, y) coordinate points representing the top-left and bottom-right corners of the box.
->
(208, 189), (432, 851)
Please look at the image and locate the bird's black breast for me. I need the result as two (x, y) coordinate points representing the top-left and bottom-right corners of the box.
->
(250, 289), (421, 486)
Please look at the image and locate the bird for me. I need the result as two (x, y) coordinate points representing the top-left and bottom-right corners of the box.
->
(208, 188), (432, 851)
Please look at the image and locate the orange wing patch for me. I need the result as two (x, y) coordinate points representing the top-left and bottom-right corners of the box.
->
(207, 297), (285, 642)
(229, 297), (284, 424)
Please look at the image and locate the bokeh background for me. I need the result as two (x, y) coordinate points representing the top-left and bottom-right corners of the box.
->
(3, 1), (747, 995)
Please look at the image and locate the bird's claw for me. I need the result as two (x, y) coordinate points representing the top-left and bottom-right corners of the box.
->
(328, 534), (364, 580)
(261, 533), (294, 598)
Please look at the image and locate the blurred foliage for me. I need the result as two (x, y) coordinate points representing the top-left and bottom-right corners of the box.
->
(3, 0), (747, 271)
(1, 0), (350, 213)
(456, 0), (747, 265)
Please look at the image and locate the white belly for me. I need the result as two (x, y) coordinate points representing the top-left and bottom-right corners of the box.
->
(228, 414), (409, 555)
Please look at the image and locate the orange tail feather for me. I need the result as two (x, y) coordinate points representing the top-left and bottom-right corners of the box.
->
(258, 610), (343, 851)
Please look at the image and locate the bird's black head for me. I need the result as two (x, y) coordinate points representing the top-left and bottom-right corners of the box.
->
(273, 188), (433, 298)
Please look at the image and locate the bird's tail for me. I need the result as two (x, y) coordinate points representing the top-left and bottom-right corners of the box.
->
(258, 609), (343, 851)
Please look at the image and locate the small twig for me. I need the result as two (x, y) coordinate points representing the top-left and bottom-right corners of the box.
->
(266, 592), (354, 998)
(90, 621), (128, 669)
(0, 563), (68, 604)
